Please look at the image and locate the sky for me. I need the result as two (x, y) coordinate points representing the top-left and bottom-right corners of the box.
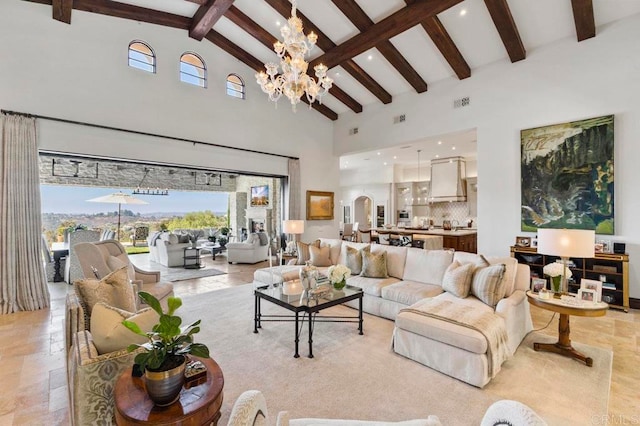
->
(40, 185), (229, 214)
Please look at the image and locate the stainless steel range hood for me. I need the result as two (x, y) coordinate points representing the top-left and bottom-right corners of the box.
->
(429, 156), (467, 203)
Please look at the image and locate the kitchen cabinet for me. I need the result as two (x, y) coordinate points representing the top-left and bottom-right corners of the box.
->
(442, 233), (477, 253)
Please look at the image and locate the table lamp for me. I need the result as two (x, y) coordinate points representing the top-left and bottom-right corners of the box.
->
(283, 220), (304, 255)
(537, 228), (595, 294)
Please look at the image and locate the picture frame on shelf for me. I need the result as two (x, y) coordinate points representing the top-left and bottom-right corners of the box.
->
(531, 278), (546, 294)
(515, 236), (531, 247)
(580, 278), (603, 303)
(577, 288), (597, 304)
(594, 242), (604, 253)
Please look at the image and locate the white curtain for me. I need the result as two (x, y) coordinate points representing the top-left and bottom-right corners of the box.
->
(287, 158), (301, 220)
(0, 114), (50, 314)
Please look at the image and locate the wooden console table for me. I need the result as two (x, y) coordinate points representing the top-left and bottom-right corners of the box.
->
(114, 357), (224, 425)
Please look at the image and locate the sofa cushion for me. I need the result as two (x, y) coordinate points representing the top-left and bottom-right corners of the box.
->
(402, 249), (454, 286)
(361, 250), (388, 278)
(396, 293), (494, 354)
(346, 275), (400, 297)
(90, 302), (158, 354)
(485, 256), (519, 297)
(382, 281), (444, 306)
(471, 264), (506, 308)
(453, 252), (488, 266)
(319, 238), (343, 265)
(371, 245), (407, 279)
(309, 246), (332, 267)
(168, 233), (179, 245)
(340, 245), (365, 275)
(254, 265), (302, 286)
(296, 240), (320, 265)
(442, 261), (475, 298)
(75, 266), (136, 315)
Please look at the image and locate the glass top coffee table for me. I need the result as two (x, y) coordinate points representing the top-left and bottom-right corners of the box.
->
(254, 281), (364, 358)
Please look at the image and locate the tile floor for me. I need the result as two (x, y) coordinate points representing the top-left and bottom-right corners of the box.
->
(0, 254), (638, 425)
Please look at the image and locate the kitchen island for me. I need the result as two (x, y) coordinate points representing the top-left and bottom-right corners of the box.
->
(372, 227), (477, 253)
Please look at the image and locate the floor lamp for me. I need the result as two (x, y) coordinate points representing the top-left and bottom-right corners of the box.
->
(283, 220), (304, 255)
(537, 228), (595, 294)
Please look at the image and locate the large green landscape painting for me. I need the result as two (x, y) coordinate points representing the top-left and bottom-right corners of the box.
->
(521, 115), (614, 235)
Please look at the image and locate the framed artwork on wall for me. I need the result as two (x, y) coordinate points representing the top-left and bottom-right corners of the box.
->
(306, 190), (334, 220)
(250, 185), (269, 207)
(520, 114), (614, 235)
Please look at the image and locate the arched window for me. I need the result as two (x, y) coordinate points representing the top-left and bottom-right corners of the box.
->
(128, 41), (155, 73)
(180, 52), (206, 87)
(226, 74), (245, 99)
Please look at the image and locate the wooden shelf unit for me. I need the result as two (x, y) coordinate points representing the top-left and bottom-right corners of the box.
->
(510, 246), (629, 312)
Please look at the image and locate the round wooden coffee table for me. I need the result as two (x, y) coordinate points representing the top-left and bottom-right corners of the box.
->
(115, 357), (224, 425)
(526, 291), (608, 366)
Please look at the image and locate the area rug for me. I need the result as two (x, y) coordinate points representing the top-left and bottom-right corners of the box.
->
(160, 267), (225, 282)
(179, 285), (612, 426)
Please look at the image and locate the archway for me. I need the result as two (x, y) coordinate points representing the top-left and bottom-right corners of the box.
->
(353, 195), (373, 230)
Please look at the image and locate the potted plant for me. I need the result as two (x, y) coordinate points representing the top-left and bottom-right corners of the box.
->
(122, 292), (210, 406)
(217, 236), (228, 247)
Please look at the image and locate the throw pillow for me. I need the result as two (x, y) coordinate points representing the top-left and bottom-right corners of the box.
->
(246, 233), (258, 244)
(343, 245), (368, 275)
(178, 233), (191, 244)
(75, 266), (137, 315)
(360, 250), (388, 278)
(168, 233), (179, 245)
(90, 302), (159, 354)
(257, 232), (269, 246)
(471, 264), (506, 308)
(309, 245), (332, 267)
(442, 261), (476, 298)
(296, 240), (320, 265)
(106, 255), (136, 282)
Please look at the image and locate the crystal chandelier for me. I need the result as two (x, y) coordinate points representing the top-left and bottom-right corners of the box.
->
(255, 0), (333, 111)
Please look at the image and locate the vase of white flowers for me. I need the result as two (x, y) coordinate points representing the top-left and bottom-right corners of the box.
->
(543, 261), (572, 294)
(327, 264), (351, 290)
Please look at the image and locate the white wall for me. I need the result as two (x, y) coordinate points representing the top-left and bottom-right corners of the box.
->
(0, 1), (339, 242)
(334, 14), (640, 298)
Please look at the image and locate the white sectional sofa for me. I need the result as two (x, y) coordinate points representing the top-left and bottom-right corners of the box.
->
(252, 238), (533, 388)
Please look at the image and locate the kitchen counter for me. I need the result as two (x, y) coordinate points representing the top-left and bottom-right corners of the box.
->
(373, 227), (477, 236)
(371, 228), (477, 253)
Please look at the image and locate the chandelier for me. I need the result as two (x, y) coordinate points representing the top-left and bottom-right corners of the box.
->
(255, 0), (333, 111)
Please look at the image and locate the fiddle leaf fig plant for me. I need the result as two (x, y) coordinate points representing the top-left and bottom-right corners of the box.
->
(122, 292), (210, 372)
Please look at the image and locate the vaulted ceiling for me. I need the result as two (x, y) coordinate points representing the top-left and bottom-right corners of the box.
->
(24, 0), (640, 121)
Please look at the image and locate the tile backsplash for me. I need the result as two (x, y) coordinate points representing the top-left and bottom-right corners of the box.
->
(412, 202), (476, 228)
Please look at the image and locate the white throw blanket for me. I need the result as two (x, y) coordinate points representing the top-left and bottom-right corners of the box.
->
(400, 298), (511, 378)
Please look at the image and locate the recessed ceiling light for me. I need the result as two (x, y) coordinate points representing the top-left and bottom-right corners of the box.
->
(435, 155), (440, 158)
(459, 9), (467, 16)
(393, 156), (397, 159)
(377, 152), (381, 156)
(276, 20), (281, 26)
(437, 141), (442, 145)
(368, 55), (373, 61)
(452, 146), (456, 150)
(335, 72), (340, 77)
(383, 162), (387, 166)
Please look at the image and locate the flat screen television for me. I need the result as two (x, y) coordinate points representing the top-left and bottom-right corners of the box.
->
(250, 185), (269, 207)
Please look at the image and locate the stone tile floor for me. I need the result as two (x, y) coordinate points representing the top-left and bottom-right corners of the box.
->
(0, 253), (638, 425)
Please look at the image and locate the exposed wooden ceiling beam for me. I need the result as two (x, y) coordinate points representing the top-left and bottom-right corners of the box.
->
(331, 0), (428, 93)
(22, 0), (338, 120)
(571, 0), (596, 41)
(483, 0), (526, 62)
(52, 0), (73, 24)
(224, 5), (362, 113)
(403, 0), (470, 80)
(310, 0), (463, 70)
(262, 0), (391, 105)
(189, 0), (234, 41)
(205, 30), (338, 121)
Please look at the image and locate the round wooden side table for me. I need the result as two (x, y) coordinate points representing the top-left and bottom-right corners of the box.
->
(526, 291), (608, 366)
(115, 357), (224, 425)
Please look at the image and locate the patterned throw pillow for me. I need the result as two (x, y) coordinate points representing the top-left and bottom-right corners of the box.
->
(90, 302), (159, 354)
(309, 245), (332, 267)
(471, 263), (506, 308)
(343, 245), (369, 275)
(360, 250), (388, 278)
(296, 240), (320, 265)
(442, 260), (476, 298)
(75, 266), (137, 315)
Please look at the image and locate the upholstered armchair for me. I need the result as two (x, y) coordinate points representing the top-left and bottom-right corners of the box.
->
(226, 232), (269, 264)
(64, 229), (101, 284)
(129, 225), (149, 246)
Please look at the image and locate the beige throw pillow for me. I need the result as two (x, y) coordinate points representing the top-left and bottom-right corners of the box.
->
(296, 240), (320, 265)
(442, 261), (475, 298)
(309, 245), (332, 267)
(471, 264), (506, 308)
(90, 302), (159, 354)
(343, 245), (367, 275)
(75, 266), (137, 315)
(360, 250), (388, 278)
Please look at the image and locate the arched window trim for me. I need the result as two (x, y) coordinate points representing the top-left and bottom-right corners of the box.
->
(128, 40), (156, 73)
(180, 52), (207, 88)
(226, 73), (246, 99)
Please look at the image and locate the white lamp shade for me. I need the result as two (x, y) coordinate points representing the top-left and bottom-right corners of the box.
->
(283, 220), (304, 234)
(537, 229), (595, 258)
